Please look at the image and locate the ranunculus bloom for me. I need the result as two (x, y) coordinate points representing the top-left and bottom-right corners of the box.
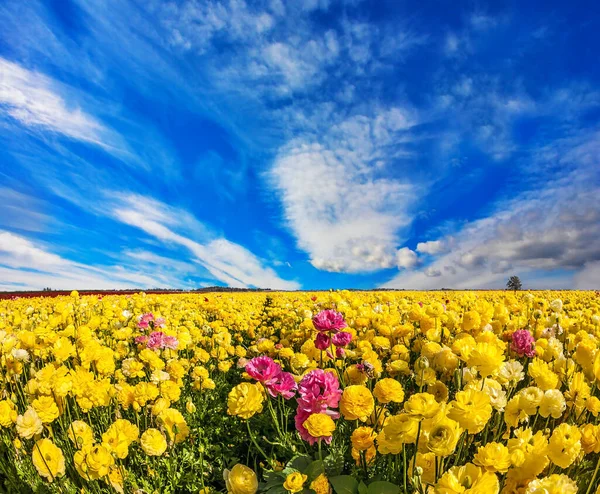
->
(314, 332), (331, 350)
(312, 310), (347, 333)
(137, 313), (154, 330)
(332, 331), (352, 347)
(511, 330), (536, 358)
(267, 372), (297, 400)
(295, 369), (342, 444)
(245, 356), (282, 386)
(147, 331), (166, 349)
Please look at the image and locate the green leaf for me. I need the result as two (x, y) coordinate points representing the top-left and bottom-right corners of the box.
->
(305, 460), (325, 481)
(367, 481), (401, 494)
(358, 481), (368, 494)
(329, 475), (359, 494)
(266, 487), (290, 494)
(287, 455), (313, 473)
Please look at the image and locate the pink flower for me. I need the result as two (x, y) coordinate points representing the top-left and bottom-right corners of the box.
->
(163, 335), (179, 350)
(267, 372), (297, 400)
(154, 317), (166, 328)
(294, 370), (341, 445)
(335, 347), (346, 358)
(511, 329), (536, 358)
(245, 356), (282, 385)
(314, 332), (331, 350)
(332, 331), (352, 347)
(137, 313), (154, 330)
(147, 331), (166, 349)
(297, 369), (341, 415)
(135, 335), (148, 345)
(312, 310), (347, 333)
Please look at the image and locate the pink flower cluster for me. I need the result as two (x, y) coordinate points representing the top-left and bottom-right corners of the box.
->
(135, 331), (178, 350)
(245, 356), (297, 400)
(295, 369), (342, 445)
(137, 313), (166, 331)
(511, 329), (536, 358)
(312, 310), (351, 357)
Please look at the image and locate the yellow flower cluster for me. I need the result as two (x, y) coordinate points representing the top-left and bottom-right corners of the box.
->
(0, 289), (599, 493)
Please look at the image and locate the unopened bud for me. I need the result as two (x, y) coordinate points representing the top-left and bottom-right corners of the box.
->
(416, 356), (429, 371)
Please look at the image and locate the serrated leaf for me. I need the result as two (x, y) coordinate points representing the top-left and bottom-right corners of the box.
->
(324, 452), (344, 476)
(367, 481), (401, 494)
(329, 475), (359, 494)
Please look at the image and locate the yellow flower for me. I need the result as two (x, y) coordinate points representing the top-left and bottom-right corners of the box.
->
(518, 387), (544, 415)
(528, 358), (559, 390)
(435, 463), (499, 493)
(223, 464), (258, 494)
(0, 400), (17, 427)
(74, 444), (114, 480)
(538, 389), (566, 419)
(340, 385), (375, 421)
(16, 407), (43, 439)
(351, 426), (376, 451)
(378, 414), (420, 454)
(68, 420), (95, 449)
(227, 383), (264, 420)
(548, 423), (581, 468)
(580, 424), (600, 454)
(102, 419), (139, 459)
(32, 438), (65, 481)
(158, 408), (189, 443)
(425, 415), (462, 457)
(32, 395), (60, 424)
(373, 378), (405, 404)
(309, 473), (331, 494)
(507, 428), (549, 480)
(303, 413), (336, 439)
(404, 393), (440, 420)
(283, 472), (308, 493)
(140, 428), (168, 456)
(525, 474), (577, 494)
(466, 342), (504, 377)
(473, 442), (511, 473)
(447, 389), (492, 434)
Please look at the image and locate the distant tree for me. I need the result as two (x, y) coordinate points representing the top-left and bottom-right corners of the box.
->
(506, 276), (523, 291)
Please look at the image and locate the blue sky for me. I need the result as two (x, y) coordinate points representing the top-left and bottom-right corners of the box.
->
(1, 0), (599, 291)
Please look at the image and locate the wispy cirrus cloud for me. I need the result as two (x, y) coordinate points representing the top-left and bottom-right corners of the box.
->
(0, 57), (122, 150)
(0, 230), (178, 290)
(109, 193), (300, 290)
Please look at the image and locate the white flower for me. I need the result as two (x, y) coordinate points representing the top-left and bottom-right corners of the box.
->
(11, 348), (30, 363)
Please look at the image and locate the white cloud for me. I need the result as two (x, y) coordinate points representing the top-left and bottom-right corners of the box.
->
(383, 131), (600, 289)
(574, 261), (600, 289)
(0, 58), (113, 147)
(0, 231), (175, 291)
(416, 240), (447, 255)
(270, 107), (418, 273)
(110, 194), (300, 289)
(396, 248), (418, 269)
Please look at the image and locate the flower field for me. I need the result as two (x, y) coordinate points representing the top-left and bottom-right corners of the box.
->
(1, 290), (600, 493)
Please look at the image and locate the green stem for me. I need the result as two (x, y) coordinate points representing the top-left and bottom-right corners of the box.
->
(246, 420), (271, 466)
(412, 421), (423, 478)
(586, 455), (600, 494)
